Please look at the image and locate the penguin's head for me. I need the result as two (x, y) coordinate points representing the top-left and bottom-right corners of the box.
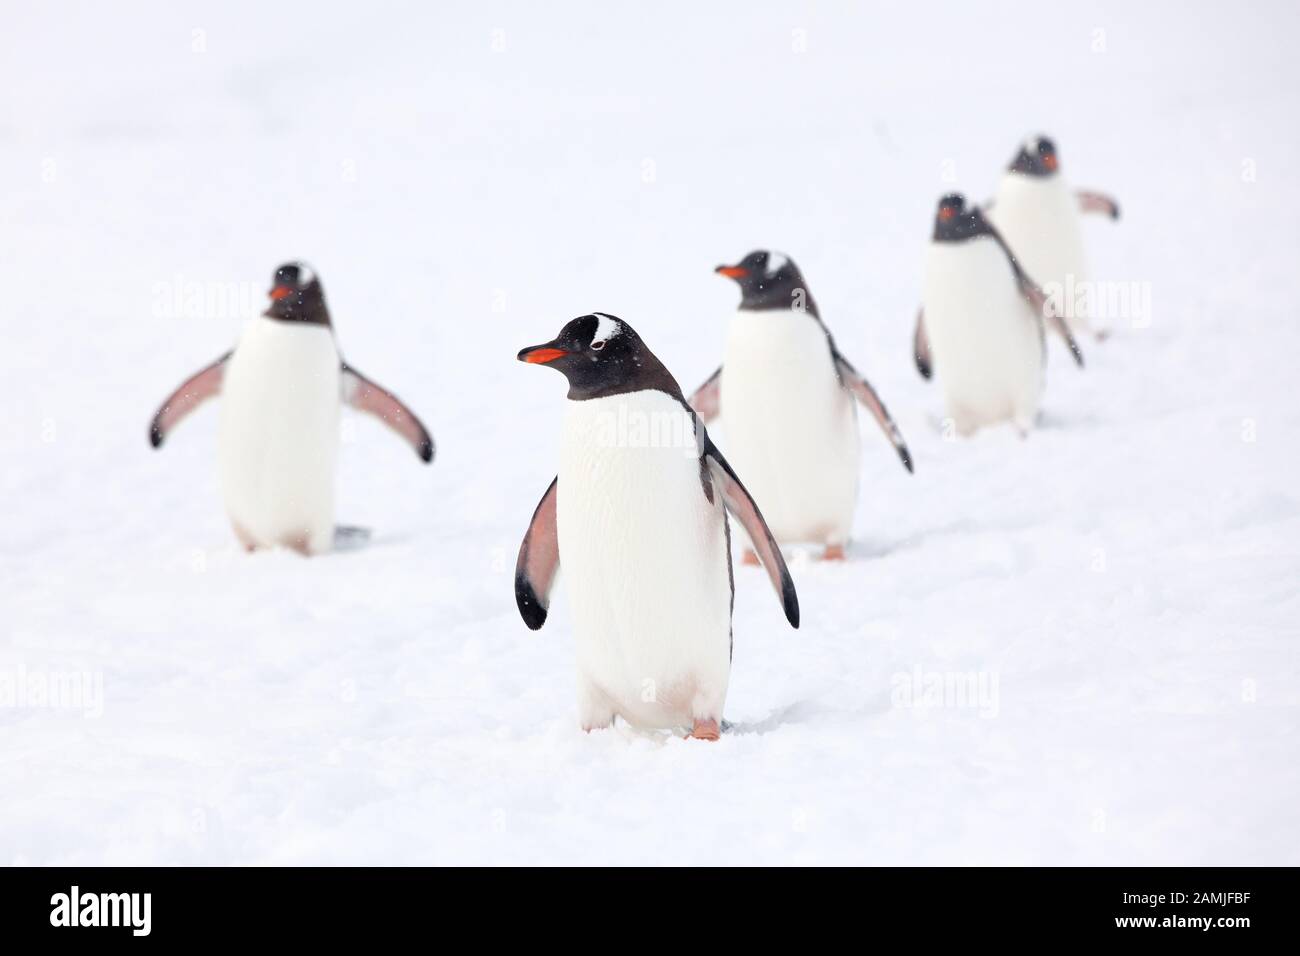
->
(932, 194), (989, 242)
(715, 250), (815, 315)
(265, 261), (329, 324)
(518, 313), (662, 398)
(937, 193), (967, 221)
(1009, 135), (1059, 177)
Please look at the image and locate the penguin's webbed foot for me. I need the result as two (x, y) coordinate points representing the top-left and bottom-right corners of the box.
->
(741, 549), (760, 567)
(284, 533), (315, 557)
(822, 544), (846, 561)
(232, 522), (261, 554)
(688, 718), (721, 741)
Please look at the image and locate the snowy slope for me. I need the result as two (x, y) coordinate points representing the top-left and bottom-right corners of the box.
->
(1, 0), (1297, 865)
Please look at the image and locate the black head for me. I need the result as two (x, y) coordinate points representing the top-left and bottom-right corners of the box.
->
(1008, 135), (1059, 177)
(264, 261), (329, 325)
(517, 313), (681, 401)
(932, 193), (993, 243)
(715, 249), (817, 317)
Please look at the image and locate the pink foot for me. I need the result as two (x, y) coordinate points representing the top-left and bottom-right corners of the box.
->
(822, 544), (846, 561)
(232, 522), (260, 553)
(741, 549), (760, 567)
(689, 719), (721, 741)
(283, 531), (315, 557)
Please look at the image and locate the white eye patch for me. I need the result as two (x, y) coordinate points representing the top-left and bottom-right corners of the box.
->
(764, 252), (789, 277)
(295, 263), (316, 286)
(592, 312), (621, 345)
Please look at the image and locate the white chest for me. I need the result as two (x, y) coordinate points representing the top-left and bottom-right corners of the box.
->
(556, 390), (732, 727)
(217, 318), (342, 549)
(988, 173), (1087, 290)
(721, 309), (839, 405)
(921, 239), (1044, 432)
(717, 310), (859, 545)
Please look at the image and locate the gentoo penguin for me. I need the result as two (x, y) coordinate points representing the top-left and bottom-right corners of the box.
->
(913, 195), (1083, 436)
(148, 262), (433, 554)
(688, 250), (912, 562)
(984, 135), (1120, 339)
(515, 313), (798, 740)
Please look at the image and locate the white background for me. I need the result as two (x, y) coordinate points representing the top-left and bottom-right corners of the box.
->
(1, 1), (1297, 864)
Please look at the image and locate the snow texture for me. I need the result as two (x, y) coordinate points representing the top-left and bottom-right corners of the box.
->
(1, 1), (1297, 865)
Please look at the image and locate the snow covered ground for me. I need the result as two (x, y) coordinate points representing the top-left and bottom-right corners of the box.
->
(2, 1), (1297, 865)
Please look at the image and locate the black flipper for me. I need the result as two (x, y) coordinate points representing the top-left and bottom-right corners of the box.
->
(148, 351), (232, 447)
(515, 477), (560, 630)
(832, 351), (914, 474)
(1017, 276), (1084, 368)
(982, 211), (1085, 369)
(341, 362), (435, 462)
(702, 437), (799, 628)
(913, 308), (932, 380)
(1076, 190), (1120, 220)
(688, 366), (722, 422)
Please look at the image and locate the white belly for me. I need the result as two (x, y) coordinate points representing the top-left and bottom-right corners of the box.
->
(557, 390), (732, 729)
(718, 310), (859, 546)
(987, 174), (1091, 332)
(218, 318), (341, 553)
(922, 240), (1045, 435)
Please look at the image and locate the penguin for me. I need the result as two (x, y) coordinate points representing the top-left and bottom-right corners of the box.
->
(912, 195), (1083, 436)
(515, 313), (798, 740)
(984, 135), (1120, 340)
(148, 262), (434, 554)
(687, 250), (912, 562)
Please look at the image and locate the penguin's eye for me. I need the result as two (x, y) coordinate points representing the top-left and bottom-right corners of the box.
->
(590, 340), (605, 352)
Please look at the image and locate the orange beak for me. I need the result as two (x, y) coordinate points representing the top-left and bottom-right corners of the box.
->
(518, 346), (568, 365)
(1043, 154), (1058, 171)
(716, 265), (748, 279)
(938, 206), (956, 221)
(269, 285), (294, 300)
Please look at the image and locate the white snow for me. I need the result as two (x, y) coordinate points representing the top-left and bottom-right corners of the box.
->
(1, 1), (1297, 865)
